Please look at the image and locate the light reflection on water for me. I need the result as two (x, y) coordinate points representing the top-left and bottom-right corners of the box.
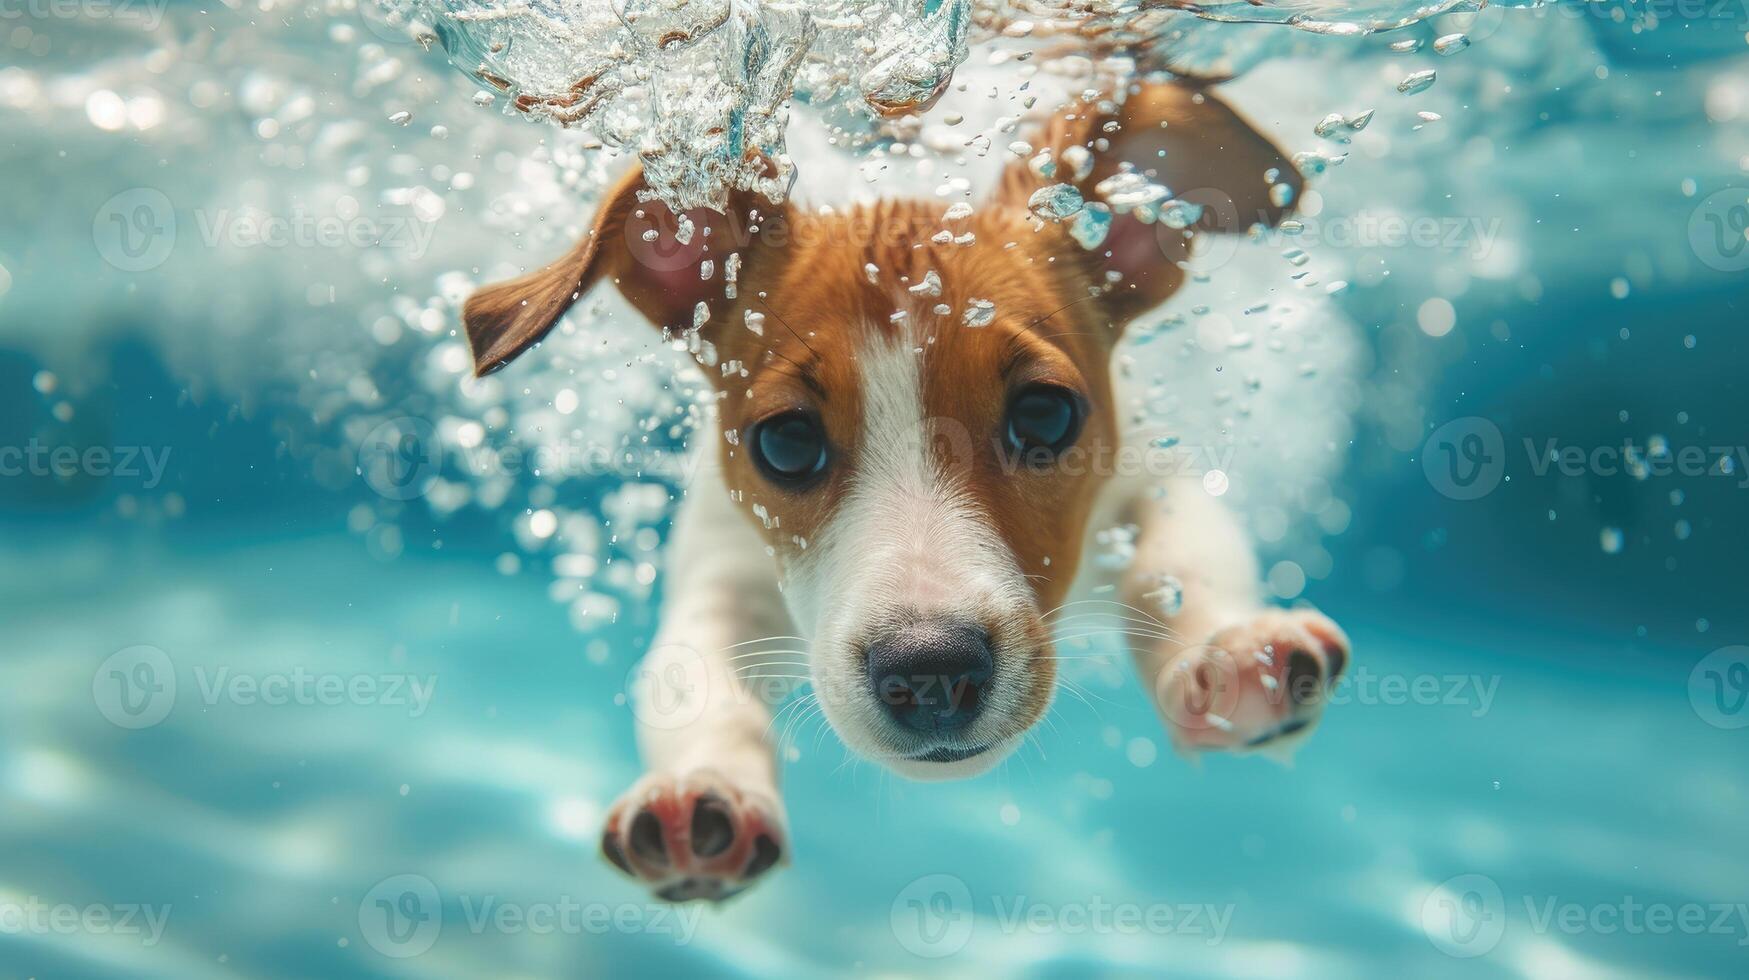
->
(2, 530), (1745, 977)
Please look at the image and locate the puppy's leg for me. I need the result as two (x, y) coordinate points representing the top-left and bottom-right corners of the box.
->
(1104, 479), (1351, 756)
(600, 457), (793, 902)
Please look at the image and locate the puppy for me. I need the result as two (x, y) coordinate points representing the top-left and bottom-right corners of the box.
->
(462, 81), (1351, 903)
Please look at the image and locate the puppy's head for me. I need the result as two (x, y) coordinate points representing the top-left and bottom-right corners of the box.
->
(464, 82), (1299, 779)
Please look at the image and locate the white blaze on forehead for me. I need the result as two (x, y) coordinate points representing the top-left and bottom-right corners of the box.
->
(786, 319), (1028, 635)
(776, 316), (1043, 767)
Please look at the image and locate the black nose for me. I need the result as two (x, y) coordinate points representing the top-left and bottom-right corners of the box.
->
(866, 620), (994, 734)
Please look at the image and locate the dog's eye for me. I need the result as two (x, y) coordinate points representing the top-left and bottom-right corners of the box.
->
(1006, 384), (1083, 455)
(751, 412), (828, 484)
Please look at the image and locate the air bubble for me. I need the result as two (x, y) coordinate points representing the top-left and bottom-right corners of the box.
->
(1397, 70), (1438, 96)
(1432, 33), (1470, 55)
(1143, 575), (1185, 617)
(1027, 183), (1085, 222)
(908, 270), (943, 296)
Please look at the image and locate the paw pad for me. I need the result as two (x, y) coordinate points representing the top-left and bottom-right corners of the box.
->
(1156, 610), (1352, 754)
(601, 771), (787, 902)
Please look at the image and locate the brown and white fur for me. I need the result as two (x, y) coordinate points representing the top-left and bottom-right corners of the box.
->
(461, 81), (1352, 903)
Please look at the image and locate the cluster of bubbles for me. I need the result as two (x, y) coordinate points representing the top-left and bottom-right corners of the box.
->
(9, 0), (1741, 640)
(332, 0), (1448, 628)
(380, 0), (1525, 211)
(379, 0), (977, 209)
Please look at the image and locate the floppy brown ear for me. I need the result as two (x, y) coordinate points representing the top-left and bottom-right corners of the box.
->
(463, 164), (787, 376)
(1001, 80), (1303, 322)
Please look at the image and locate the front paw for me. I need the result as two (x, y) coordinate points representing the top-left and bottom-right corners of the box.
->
(1153, 609), (1351, 755)
(600, 769), (787, 903)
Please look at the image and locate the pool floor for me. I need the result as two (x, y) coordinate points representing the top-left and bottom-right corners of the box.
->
(1, 529), (1742, 978)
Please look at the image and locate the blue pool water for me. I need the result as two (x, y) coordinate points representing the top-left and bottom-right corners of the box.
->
(3, 523), (1746, 978)
(4, 1), (1748, 977)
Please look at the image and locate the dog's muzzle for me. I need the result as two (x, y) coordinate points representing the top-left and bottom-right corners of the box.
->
(865, 618), (994, 749)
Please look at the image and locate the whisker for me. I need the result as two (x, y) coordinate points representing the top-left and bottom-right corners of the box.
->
(1045, 596), (1167, 619)
(809, 706), (838, 754)
(832, 751), (859, 779)
(716, 635), (811, 651)
(736, 676), (813, 688)
(724, 649), (812, 662)
(1044, 598), (1172, 628)
(1048, 611), (1179, 634)
(1050, 627), (1176, 645)
(1026, 293), (1103, 335)
(782, 700), (823, 752)
(1048, 606), (1170, 625)
(1053, 675), (1101, 707)
(756, 294), (822, 360)
(778, 697), (823, 752)
(762, 692), (816, 744)
(1035, 706), (1063, 740)
(1063, 676), (1120, 709)
(1055, 630), (1176, 646)
(1049, 615), (1176, 635)
(731, 660), (814, 673)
